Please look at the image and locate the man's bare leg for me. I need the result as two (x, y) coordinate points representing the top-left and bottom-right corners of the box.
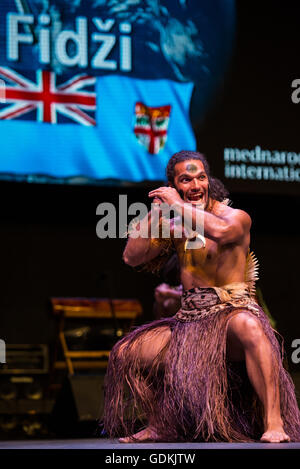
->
(117, 326), (171, 443)
(227, 312), (290, 443)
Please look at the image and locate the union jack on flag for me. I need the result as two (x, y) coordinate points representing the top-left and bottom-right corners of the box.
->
(0, 67), (96, 125)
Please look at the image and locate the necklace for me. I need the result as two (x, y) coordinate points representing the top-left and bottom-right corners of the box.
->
(183, 198), (215, 252)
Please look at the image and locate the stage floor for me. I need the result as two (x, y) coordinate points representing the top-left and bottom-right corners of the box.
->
(0, 438), (300, 449)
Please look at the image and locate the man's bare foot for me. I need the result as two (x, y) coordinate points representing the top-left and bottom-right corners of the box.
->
(119, 426), (159, 443)
(260, 425), (291, 443)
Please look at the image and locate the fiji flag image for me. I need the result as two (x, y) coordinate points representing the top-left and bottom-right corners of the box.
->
(0, 70), (195, 182)
(0, 0), (236, 183)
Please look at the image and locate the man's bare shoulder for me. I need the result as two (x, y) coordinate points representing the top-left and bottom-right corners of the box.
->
(214, 202), (252, 229)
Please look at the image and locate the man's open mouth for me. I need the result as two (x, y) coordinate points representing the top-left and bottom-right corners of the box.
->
(187, 193), (204, 202)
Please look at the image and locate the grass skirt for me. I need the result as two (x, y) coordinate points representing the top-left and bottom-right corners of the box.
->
(103, 284), (300, 441)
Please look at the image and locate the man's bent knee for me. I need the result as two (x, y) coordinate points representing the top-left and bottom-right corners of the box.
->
(113, 327), (171, 366)
(139, 327), (171, 365)
(228, 311), (265, 350)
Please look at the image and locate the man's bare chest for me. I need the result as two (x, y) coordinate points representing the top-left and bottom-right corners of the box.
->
(175, 236), (221, 269)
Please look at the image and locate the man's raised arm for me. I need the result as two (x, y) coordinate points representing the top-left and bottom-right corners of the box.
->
(148, 186), (251, 246)
(123, 204), (169, 267)
(178, 203), (252, 245)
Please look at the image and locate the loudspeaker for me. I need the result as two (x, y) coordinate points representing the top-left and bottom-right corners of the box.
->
(51, 374), (105, 438)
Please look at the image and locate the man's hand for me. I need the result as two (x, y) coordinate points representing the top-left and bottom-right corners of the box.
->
(155, 283), (183, 302)
(155, 283), (173, 302)
(149, 187), (183, 207)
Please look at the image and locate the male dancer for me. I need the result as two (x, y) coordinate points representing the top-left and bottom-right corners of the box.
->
(103, 150), (300, 443)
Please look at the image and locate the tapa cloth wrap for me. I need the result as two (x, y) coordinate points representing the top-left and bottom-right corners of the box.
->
(103, 282), (300, 442)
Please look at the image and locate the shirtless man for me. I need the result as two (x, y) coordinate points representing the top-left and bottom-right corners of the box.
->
(120, 151), (291, 443)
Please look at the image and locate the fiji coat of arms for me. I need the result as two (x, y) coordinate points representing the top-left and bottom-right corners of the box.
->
(134, 102), (171, 154)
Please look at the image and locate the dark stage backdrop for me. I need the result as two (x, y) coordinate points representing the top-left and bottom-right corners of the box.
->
(0, 0), (300, 372)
